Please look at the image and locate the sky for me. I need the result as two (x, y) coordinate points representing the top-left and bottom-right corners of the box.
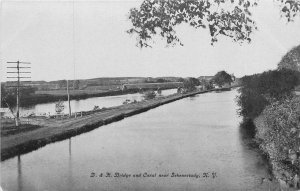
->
(1, 0), (300, 82)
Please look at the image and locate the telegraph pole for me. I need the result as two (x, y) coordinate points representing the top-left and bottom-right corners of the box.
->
(67, 79), (71, 117)
(6, 61), (31, 127)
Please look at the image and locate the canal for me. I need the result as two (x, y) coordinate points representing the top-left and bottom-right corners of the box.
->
(0, 90), (274, 190)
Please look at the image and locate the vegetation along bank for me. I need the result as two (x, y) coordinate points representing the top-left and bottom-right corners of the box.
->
(236, 45), (300, 189)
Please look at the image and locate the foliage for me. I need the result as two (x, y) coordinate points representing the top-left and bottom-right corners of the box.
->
(204, 80), (214, 90)
(1, 86), (14, 108)
(55, 100), (65, 114)
(256, 96), (300, 178)
(57, 80), (67, 89)
(93, 105), (100, 110)
(156, 78), (166, 83)
(73, 80), (80, 90)
(1, 86), (36, 108)
(183, 77), (200, 91)
(212, 70), (233, 87)
(237, 69), (300, 119)
(177, 77), (185, 82)
(278, 0), (300, 22)
(278, 45), (300, 72)
(143, 90), (156, 100)
(199, 78), (213, 89)
(127, 0), (300, 47)
(123, 99), (131, 104)
(237, 87), (269, 119)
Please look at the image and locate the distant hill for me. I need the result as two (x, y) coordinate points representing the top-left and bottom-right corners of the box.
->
(3, 76), (184, 91)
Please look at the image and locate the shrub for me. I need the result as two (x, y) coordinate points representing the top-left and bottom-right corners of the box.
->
(183, 78), (199, 92)
(278, 45), (300, 72)
(93, 105), (100, 110)
(55, 100), (65, 114)
(256, 96), (300, 176)
(237, 88), (269, 119)
(237, 69), (300, 119)
(212, 70), (233, 87)
(143, 91), (156, 100)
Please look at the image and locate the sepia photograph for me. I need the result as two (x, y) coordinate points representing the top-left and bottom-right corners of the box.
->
(0, 0), (300, 190)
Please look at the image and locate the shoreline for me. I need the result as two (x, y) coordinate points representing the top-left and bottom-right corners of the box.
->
(254, 115), (300, 190)
(12, 89), (140, 108)
(1, 89), (215, 161)
(2, 87), (178, 108)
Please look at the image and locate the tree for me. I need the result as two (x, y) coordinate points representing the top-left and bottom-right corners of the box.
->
(200, 79), (214, 90)
(156, 78), (166, 83)
(1, 86), (14, 107)
(237, 69), (300, 119)
(1, 86), (36, 121)
(183, 77), (200, 91)
(143, 90), (156, 100)
(178, 77), (185, 82)
(73, 80), (80, 90)
(57, 80), (67, 89)
(212, 70), (233, 87)
(278, 45), (300, 72)
(127, 0), (300, 47)
(55, 100), (65, 114)
(1, 86), (36, 108)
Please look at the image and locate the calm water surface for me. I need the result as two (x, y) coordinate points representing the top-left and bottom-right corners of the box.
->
(1, 90), (273, 191)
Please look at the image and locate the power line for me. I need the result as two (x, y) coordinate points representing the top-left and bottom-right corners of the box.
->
(72, 0), (76, 89)
(6, 61), (31, 127)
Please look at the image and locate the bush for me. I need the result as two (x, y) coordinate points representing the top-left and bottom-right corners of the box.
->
(278, 45), (300, 72)
(55, 100), (65, 114)
(237, 69), (300, 119)
(143, 91), (156, 100)
(212, 70), (233, 87)
(256, 96), (300, 179)
(183, 77), (199, 92)
(1, 86), (37, 108)
(237, 89), (269, 119)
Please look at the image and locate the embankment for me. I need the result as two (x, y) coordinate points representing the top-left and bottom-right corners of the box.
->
(253, 97), (300, 189)
(1, 89), (214, 161)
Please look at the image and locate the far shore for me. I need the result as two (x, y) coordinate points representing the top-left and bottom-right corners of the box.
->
(12, 87), (179, 108)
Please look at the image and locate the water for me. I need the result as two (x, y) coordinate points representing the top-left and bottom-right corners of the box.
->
(10, 89), (178, 117)
(0, 90), (273, 191)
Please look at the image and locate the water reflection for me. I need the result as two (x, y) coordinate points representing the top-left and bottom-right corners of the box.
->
(17, 155), (22, 191)
(68, 138), (73, 191)
(69, 138), (72, 157)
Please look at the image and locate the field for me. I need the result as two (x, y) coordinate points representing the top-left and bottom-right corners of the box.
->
(35, 89), (109, 96)
(35, 83), (182, 96)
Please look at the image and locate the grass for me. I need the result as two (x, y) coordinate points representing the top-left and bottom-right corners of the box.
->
(1, 119), (41, 136)
(36, 89), (108, 96)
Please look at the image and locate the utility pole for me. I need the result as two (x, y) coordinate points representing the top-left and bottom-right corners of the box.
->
(67, 79), (71, 117)
(6, 61), (31, 127)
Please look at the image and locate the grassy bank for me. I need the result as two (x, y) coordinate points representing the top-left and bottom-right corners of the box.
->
(1, 89), (214, 161)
